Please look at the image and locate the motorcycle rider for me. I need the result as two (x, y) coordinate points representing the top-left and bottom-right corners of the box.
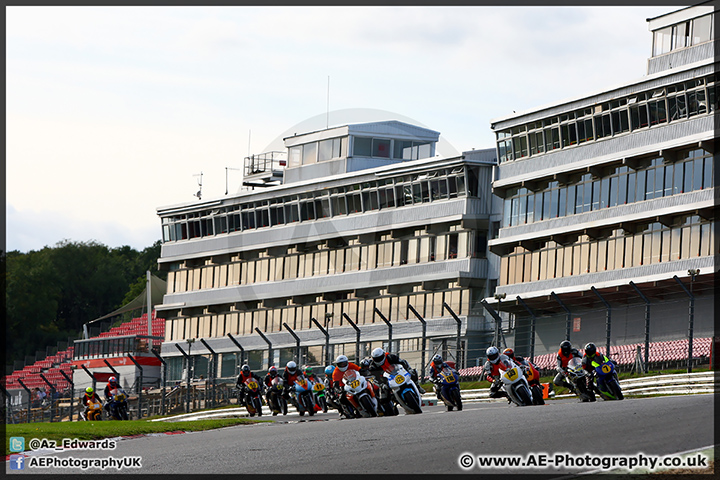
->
(324, 364), (348, 417)
(503, 348), (546, 400)
(331, 354), (363, 416)
(369, 347), (425, 394)
(282, 361), (302, 409)
(103, 376), (121, 402)
(554, 340), (582, 394)
(428, 354), (451, 400)
(303, 365), (321, 386)
(236, 364), (263, 406)
(263, 366), (280, 406)
(103, 376), (126, 418)
(482, 346), (517, 400)
(81, 386), (103, 420)
(581, 342), (615, 399)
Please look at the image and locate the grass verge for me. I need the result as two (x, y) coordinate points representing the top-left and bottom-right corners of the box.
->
(5, 418), (264, 457)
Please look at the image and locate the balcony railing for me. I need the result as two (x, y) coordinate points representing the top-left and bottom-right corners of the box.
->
(244, 151), (287, 177)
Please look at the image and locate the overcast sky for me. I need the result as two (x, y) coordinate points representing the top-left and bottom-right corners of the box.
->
(6, 5), (673, 253)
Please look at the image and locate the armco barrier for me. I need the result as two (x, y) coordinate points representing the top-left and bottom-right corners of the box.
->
(425, 371), (718, 404)
(150, 372), (716, 421)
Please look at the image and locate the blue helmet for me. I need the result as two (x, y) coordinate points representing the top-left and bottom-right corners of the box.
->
(324, 365), (335, 376)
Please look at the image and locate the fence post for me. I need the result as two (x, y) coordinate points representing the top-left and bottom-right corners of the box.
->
(127, 355), (144, 419)
(629, 281), (651, 373)
(103, 360), (121, 386)
(227, 333), (245, 370)
(17, 378), (31, 423)
(591, 286), (612, 361)
(374, 308), (392, 353)
(39, 373), (56, 422)
(282, 323), (302, 364)
(551, 292), (572, 342)
(199, 339), (218, 408)
(342, 313), (361, 363)
(442, 302), (463, 369)
(310, 318), (330, 366)
(59, 370), (75, 422)
(516, 296), (537, 362)
(174, 343), (191, 413)
(80, 365), (97, 394)
(151, 350), (167, 416)
(407, 304), (427, 381)
(255, 328), (273, 370)
(673, 274), (696, 373)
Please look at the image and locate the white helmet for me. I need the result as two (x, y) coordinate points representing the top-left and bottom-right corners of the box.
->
(286, 361), (297, 374)
(486, 346), (500, 364)
(371, 347), (386, 365)
(335, 355), (349, 371)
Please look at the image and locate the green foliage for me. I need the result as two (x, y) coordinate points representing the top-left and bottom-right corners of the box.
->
(5, 240), (165, 367)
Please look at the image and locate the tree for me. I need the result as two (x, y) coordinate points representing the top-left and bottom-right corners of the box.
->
(5, 239), (164, 368)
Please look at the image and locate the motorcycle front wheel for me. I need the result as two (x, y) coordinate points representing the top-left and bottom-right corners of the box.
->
(401, 389), (422, 414)
(451, 388), (463, 411)
(514, 385), (533, 406)
(359, 395), (378, 417)
(609, 378), (624, 400)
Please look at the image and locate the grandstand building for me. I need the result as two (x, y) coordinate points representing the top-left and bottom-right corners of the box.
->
(487, 2), (717, 362)
(154, 121), (503, 380)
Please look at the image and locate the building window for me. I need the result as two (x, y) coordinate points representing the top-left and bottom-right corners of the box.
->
(353, 137), (372, 156)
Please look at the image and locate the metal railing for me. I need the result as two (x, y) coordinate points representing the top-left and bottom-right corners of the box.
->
(244, 151), (287, 176)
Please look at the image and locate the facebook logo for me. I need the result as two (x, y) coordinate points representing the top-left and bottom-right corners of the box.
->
(9, 455), (25, 470)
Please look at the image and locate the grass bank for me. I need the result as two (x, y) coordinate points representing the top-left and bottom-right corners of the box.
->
(5, 418), (264, 456)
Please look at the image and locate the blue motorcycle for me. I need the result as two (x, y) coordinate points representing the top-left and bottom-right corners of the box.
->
(436, 365), (462, 411)
(592, 359), (624, 401)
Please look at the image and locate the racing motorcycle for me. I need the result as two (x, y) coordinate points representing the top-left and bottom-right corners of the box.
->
(342, 370), (378, 417)
(106, 387), (129, 420)
(498, 364), (533, 406)
(308, 376), (328, 413)
(384, 364), (422, 414)
(242, 377), (264, 417)
(565, 356), (595, 402)
(267, 377), (288, 415)
(81, 399), (103, 421)
(436, 364), (463, 411)
(293, 375), (317, 416)
(367, 376), (398, 416)
(591, 358), (624, 401)
(521, 361), (545, 406)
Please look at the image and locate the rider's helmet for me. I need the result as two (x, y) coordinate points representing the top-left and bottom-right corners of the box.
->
(335, 355), (349, 372)
(432, 354), (444, 368)
(241, 365), (251, 376)
(359, 357), (373, 371)
(304, 366), (313, 376)
(268, 366), (278, 378)
(108, 376), (117, 387)
(559, 340), (572, 356)
(85, 386), (94, 395)
(324, 365), (335, 376)
(371, 347), (386, 366)
(286, 361), (297, 374)
(486, 346), (500, 364)
(503, 348), (515, 360)
(584, 342), (597, 357)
